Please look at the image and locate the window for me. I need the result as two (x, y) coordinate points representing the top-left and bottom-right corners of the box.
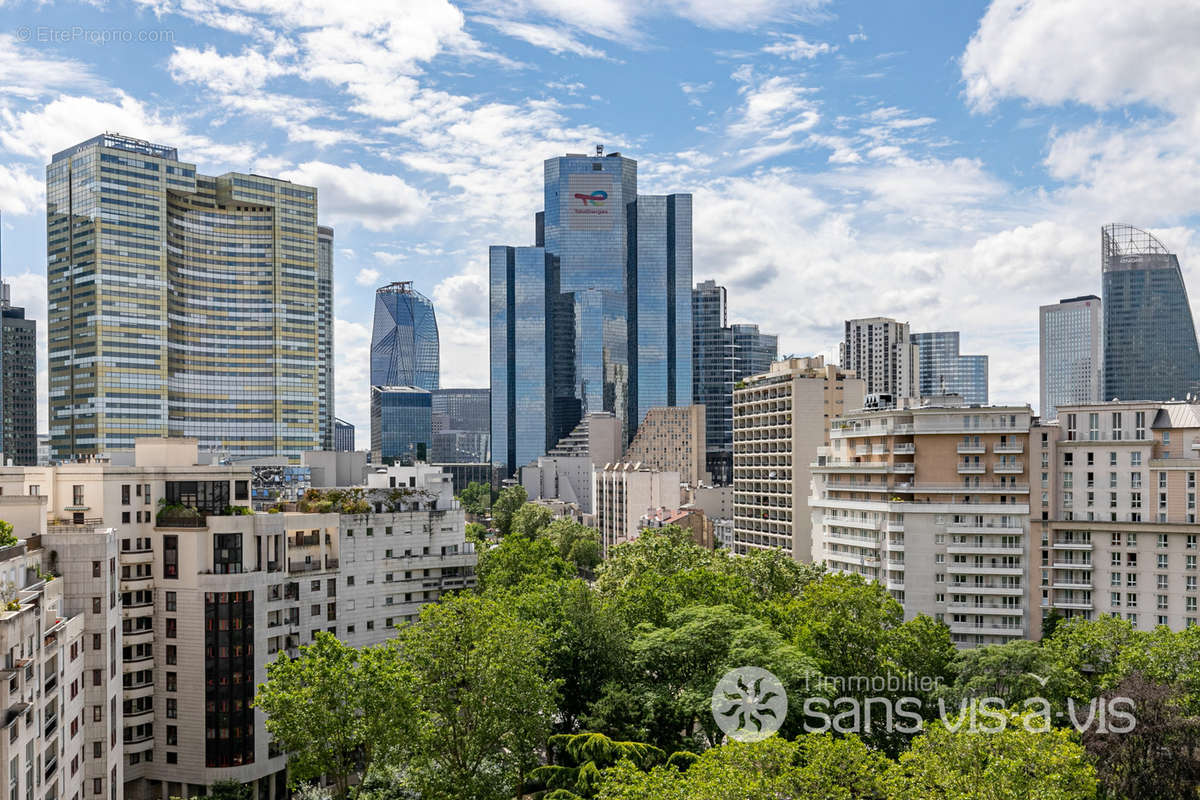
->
(121, 485), (131, 505)
(92, 561), (101, 578)
(92, 597), (101, 614)
(163, 536), (178, 579)
(1132, 452), (1142, 466)
(165, 698), (176, 719)
(166, 673), (176, 692)
(165, 645), (177, 665)
(165, 591), (176, 612)
(73, 485), (85, 506)
(165, 619), (176, 639)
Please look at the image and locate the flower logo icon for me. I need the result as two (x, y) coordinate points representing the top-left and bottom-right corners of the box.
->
(712, 666), (788, 742)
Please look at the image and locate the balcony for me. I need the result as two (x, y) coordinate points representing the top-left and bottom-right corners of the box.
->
(995, 442), (1024, 454)
(886, 579), (905, 591)
(950, 584), (1025, 596)
(1052, 560), (1093, 570)
(993, 461), (1025, 474)
(1051, 579), (1093, 589)
(947, 543), (1023, 555)
(949, 622), (1025, 636)
(947, 602), (1024, 615)
(947, 563), (1023, 576)
(1053, 600), (1094, 610)
(1052, 539), (1093, 550)
(288, 560), (321, 573)
(893, 443), (916, 455)
(957, 463), (986, 474)
(892, 463), (915, 474)
(957, 443), (986, 454)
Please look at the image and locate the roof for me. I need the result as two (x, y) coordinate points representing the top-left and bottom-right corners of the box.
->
(1152, 405), (1200, 430)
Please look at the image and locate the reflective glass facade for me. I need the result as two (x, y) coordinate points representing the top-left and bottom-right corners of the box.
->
(691, 281), (779, 485)
(370, 386), (432, 464)
(370, 282), (439, 390)
(1102, 224), (1200, 402)
(1039, 295), (1102, 420)
(334, 417), (355, 451)
(912, 331), (988, 405)
(1, 292), (37, 466)
(46, 134), (326, 461)
(490, 151), (693, 476)
(431, 388), (490, 463)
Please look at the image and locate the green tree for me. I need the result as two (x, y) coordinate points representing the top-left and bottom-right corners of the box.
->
(544, 518), (603, 576)
(476, 532), (572, 592)
(0, 520), (16, 548)
(530, 733), (665, 799)
(1041, 607), (1064, 639)
(936, 639), (1069, 711)
(400, 593), (558, 800)
(890, 713), (1098, 800)
(509, 502), (554, 538)
(587, 604), (819, 751)
(457, 481), (494, 516)
(1044, 615), (1139, 700)
(596, 735), (892, 800)
(491, 485), (528, 536)
(464, 521), (488, 548)
(254, 634), (414, 798)
(722, 547), (824, 603)
(180, 780), (254, 800)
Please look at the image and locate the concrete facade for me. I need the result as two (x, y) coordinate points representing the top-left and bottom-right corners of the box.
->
(623, 405), (707, 486)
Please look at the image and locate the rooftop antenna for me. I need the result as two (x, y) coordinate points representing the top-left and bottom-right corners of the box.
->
(595, 144), (604, 157)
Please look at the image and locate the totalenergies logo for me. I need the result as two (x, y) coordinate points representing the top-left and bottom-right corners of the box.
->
(573, 190), (607, 207)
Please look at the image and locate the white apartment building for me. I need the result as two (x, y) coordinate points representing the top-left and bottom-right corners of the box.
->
(732, 357), (864, 559)
(839, 317), (919, 404)
(593, 463), (680, 555)
(0, 440), (475, 800)
(0, 532), (87, 800)
(811, 404), (1034, 647)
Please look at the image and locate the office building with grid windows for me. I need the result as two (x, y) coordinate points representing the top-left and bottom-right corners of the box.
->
(1039, 295), (1102, 421)
(46, 134), (328, 462)
(912, 331), (988, 405)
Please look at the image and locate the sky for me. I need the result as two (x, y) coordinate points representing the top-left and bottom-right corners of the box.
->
(1, 0), (1200, 441)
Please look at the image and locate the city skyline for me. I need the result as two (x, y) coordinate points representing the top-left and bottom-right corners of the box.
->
(1, 2), (1199, 441)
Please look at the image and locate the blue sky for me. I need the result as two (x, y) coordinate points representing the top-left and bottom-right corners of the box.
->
(1, 0), (1199, 439)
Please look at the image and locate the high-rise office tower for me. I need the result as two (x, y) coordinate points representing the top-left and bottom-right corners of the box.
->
(371, 385), (432, 464)
(1102, 224), (1200, 402)
(839, 317), (919, 405)
(912, 331), (988, 405)
(490, 148), (693, 476)
(431, 388), (490, 463)
(1039, 295), (1102, 420)
(691, 280), (779, 484)
(369, 281), (439, 390)
(317, 226), (335, 449)
(334, 417), (355, 451)
(46, 134), (327, 461)
(1, 283), (36, 465)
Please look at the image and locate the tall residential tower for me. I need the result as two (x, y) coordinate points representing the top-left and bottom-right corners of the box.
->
(839, 317), (919, 406)
(46, 134), (328, 461)
(1, 283), (37, 465)
(912, 331), (988, 405)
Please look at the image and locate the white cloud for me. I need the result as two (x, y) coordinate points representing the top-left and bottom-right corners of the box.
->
(280, 162), (430, 231)
(355, 267), (382, 287)
(168, 45), (290, 93)
(0, 34), (110, 100)
(962, 0), (1200, 113)
(0, 165), (42, 216)
(762, 34), (835, 60)
(474, 16), (609, 58)
(334, 317), (372, 442)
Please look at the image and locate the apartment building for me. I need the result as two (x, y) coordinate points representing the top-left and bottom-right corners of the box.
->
(732, 357), (865, 559)
(839, 317), (919, 405)
(810, 404), (1033, 647)
(623, 406), (707, 486)
(1040, 402), (1200, 632)
(593, 463), (680, 555)
(0, 529), (87, 800)
(0, 441), (475, 799)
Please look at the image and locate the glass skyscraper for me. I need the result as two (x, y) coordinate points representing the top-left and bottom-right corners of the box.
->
(1040, 295), (1102, 420)
(1102, 224), (1200, 402)
(912, 331), (988, 405)
(1, 283), (37, 465)
(691, 279), (779, 485)
(490, 149), (693, 476)
(46, 134), (327, 461)
(371, 385), (432, 464)
(370, 282), (439, 390)
(431, 388), (490, 463)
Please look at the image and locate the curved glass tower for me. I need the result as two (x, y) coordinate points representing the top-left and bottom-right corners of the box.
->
(1102, 224), (1200, 402)
(370, 282), (439, 390)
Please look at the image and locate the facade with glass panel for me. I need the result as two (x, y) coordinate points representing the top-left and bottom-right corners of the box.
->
(1039, 295), (1102, 420)
(369, 282), (439, 390)
(317, 226), (335, 449)
(490, 150), (692, 476)
(1, 285), (37, 465)
(912, 331), (988, 405)
(1102, 224), (1200, 403)
(431, 388), (490, 463)
(370, 385), (432, 464)
(46, 134), (327, 461)
(691, 281), (779, 485)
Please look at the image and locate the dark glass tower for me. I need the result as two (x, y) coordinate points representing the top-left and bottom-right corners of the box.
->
(490, 149), (693, 476)
(370, 281), (439, 390)
(1102, 224), (1200, 402)
(912, 331), (988, 404)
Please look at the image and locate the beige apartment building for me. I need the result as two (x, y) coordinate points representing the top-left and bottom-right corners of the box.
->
(623, 406), (707, 486)
(732, 357), (865, 559)
(0, 440), (475, 800)
(593, 463), (680, 555)
(1039, 402), (1200, 632)
(810, 403), (1033, 647)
